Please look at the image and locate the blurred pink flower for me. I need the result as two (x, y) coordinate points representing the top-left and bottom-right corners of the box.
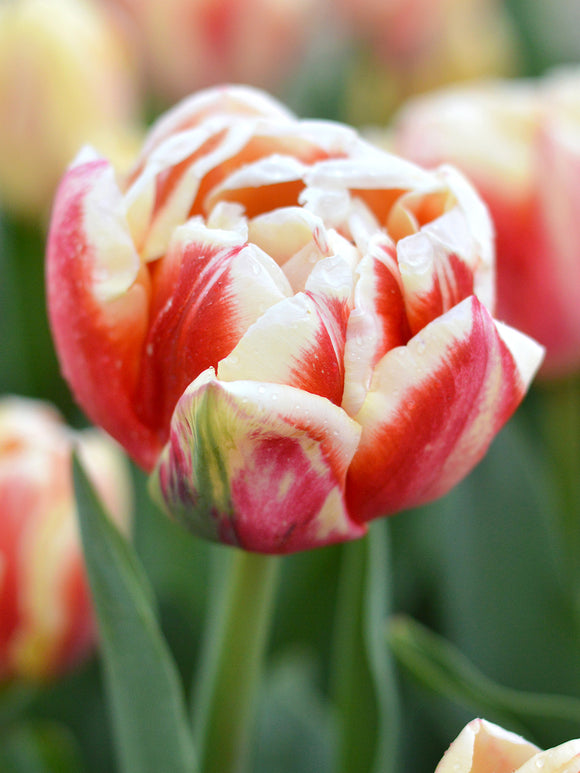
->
(102, 0), (319, 103)
(392, 68), (580, 377)
(0, 397), (132, 681)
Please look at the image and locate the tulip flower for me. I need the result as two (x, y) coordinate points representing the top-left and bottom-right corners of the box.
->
(0, 397), (131, 681)
(0, 0), (141, 219)
(101, 0), (320, 103)
(391, 68), (580, 377)
(46, 85), (543, 554)
(435, 718), (580, 773)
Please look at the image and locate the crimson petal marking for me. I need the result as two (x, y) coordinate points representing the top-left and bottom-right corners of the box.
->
(46, 155), (157, 470)
(151, 369), (364, 554)
(397, 208), (481, 335)
(136, 84), (295, 161)
(218, 256), (352, 405)
(346, 296), (543, 523)
(136, 223), (290, 444)
(343, 235), (411, 415)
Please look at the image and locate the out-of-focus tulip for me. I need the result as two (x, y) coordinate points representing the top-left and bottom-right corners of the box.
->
(0, 397), (131, 682)
(391, 68), (580, 377)
(46, 85), (542, 554)
(338, 0), (520, 125)
(435, 718), (580, 773)
(0, 0), (141, 220)
(102, 0), (319, 104)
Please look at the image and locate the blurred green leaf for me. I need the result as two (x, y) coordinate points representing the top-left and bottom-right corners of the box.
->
(331, 520), (400, 773)
(390, 615), (580, 739)
(0, 720), (85, 773)
(254, 651), (335, 773)
(72, 456), (197, 773)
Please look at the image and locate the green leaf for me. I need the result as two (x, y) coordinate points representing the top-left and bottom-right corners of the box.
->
(0, 720), (85, 773)
(254, 652), (335, 773)
(389, 615), (580, 738)
(72, 455), (197, 773)
(330, 520), (400, 773)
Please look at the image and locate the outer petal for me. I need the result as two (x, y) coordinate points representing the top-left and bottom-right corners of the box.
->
(435, 719), (538, 773)
(136, 220), (291, 450)
(46, 153), (157, 469)
(346, 296), (544, 523)
(150, 369), (364, 554)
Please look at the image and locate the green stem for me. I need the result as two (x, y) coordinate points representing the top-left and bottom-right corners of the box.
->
(192, 547), (280, 773)
(331, 523), (398, 773)
(537, 376), (580, 616)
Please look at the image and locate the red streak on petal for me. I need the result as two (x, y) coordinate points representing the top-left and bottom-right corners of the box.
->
(153, 130), (227, 216)
(225, 435), (339, 553)
(347, 300), (520, 522)
(0, 482), (34, 678)
(47, 161), (157, 470)
(291, 292), (350, 405)
(373, 250), (412, 354)
(135, 240), (244, 440)
(406, 252), (475, 335)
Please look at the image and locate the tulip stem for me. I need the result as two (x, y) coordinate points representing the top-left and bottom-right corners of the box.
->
(538, 375), (580, 619)
(191, 546), (280, 773)
(330, 522), (399, 773)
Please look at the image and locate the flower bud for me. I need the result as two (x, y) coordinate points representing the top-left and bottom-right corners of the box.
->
(47, 85), (543, 554)
(0, 397), (131, 681)
(436, 718), (580, 773)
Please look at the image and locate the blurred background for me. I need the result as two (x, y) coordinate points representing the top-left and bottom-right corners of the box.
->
(1, 0), (579, 771)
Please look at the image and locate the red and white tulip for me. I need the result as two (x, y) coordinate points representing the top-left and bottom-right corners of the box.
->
(0, 397), (131, 681)
(47, 85), (543, 554)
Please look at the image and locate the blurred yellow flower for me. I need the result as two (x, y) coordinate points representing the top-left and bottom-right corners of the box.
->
(0, 0), (142, 220)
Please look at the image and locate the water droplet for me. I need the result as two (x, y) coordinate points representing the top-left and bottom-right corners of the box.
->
(535, 759), (545, 769)
(416, 340), (426, 355)
(257, 385), (266, 395)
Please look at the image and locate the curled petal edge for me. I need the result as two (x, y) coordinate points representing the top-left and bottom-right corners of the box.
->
(150, 369), (365, 554)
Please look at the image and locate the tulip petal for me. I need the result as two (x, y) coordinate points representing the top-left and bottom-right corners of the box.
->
(342, 234), (411, 415)
(137, 84), (295, 161)
(136, 221), (291, 441)
(346, 296), (544, 523)
(46, 154), (157, 469)
(518, 742), (580, 773)
(218, 256), (352, 405)
(397, 208), (481, 334)
(151, 369), (364, 554)
(248, 206), (332, 291)
(435, 719), (538, 773)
